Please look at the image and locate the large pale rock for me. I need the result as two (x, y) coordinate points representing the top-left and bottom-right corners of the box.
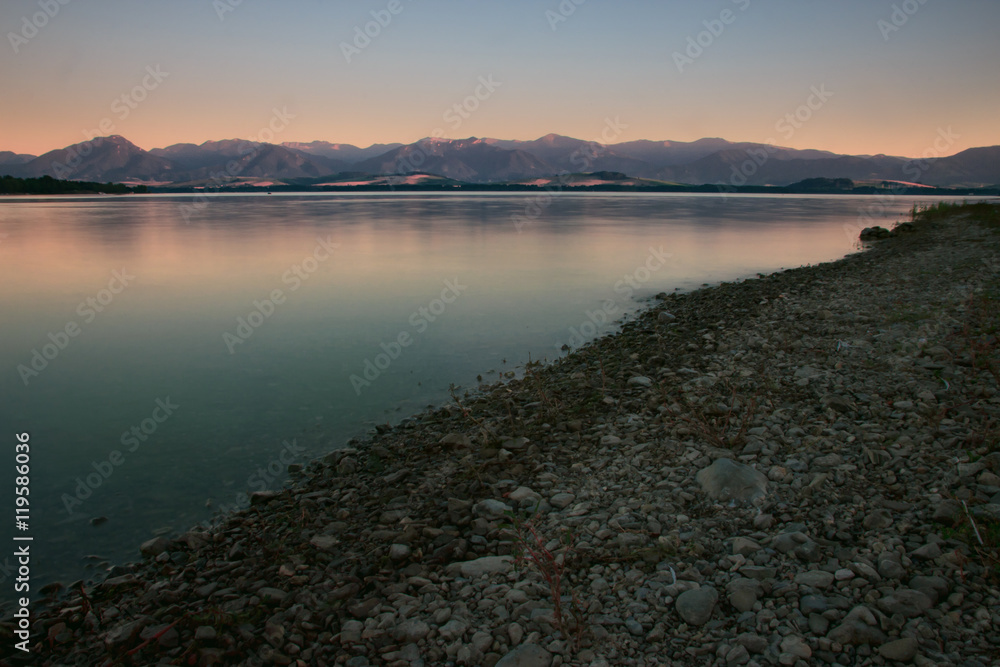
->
(827, 606), (887, 645)
(139, 537), (171, 558)
(676, 586), (718, 626)
(877, 589), (933, 617)
(447, 555), (514, 578)
(878, 637), (919, 662)
(696, 458), (767, 504)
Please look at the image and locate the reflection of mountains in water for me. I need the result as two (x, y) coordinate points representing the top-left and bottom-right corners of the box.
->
(3, 133), (998, 188)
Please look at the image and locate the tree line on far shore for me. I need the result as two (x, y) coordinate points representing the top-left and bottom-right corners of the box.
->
(0, 175), (147, 195)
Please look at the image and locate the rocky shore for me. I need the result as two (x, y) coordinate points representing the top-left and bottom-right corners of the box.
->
(9, 203), (1000, 666)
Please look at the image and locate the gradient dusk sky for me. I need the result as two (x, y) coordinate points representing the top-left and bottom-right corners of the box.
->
(2, 0), (998, 158)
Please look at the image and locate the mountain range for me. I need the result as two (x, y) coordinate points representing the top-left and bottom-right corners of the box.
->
(2, 134), (998, 189)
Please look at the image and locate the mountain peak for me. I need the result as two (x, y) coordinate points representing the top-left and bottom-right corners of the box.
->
(538, 133), (575, 145)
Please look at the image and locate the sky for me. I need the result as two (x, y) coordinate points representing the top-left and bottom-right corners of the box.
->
(1, 0), (998, 158)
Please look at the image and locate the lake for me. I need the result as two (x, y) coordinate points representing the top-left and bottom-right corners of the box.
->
(0, 191), (946, 595)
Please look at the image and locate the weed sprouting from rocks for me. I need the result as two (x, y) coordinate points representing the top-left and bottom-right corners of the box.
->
(503, 511), (587, 652)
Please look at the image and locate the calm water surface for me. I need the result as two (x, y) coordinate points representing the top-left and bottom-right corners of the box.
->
(0, 192), (948, 596)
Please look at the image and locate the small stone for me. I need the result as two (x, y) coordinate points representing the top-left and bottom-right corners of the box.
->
(139, 537), (170, 558)
(827, 605), (887, 646)
(863, 509), (893, 531)
(877, 589), (933, 617)
(475, 499), (512, 519)
(508, 622), (524, 646)
(800, 595), (828, 614)
(878, 554), (907, 580)
(676, 586), (718, 626)
(195, 626), (217, 641)
(348, 597), (378, 619)
(696, 459), (767, 504)
(773, 532), (821, 561)
(448, 556), (514, 578)
(808, 613), (829, 635)
(249, 490), (279, 505)
(503, 437), (530, 451)
(389, 544), (411, 561)
(628, 376), (653, 387)
(726, 644), (750, 666)
(330, 582), (360, 601)
(548, 493), (575, 509)
(812, 452), (845, 467)
(439, 619), (468, 642)
(258, 587), (287, 604)
(731, 537), (762, 556)
(310, 534), (339, 550)
(394, 619), (430, 643)
(780, 635), (812, 659)
(736, 632), (768, 654)
(658, 311), (676, 323)
(795, 570), (834, 588)
(878, 637), (919, 662)
(819, 395), (852, 414)
(440, 433), (472, 449)
(910, 543), (941, 560)
(509, 487), (541, 503)
(726, 578), (759, 613)
(340, 620), (363, 644)
(495, 643), (552, 667)
(908, 575), (949, 605)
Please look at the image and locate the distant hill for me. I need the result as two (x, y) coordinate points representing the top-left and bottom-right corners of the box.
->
(8, 135), (176, 182)
(0, 151), (35, 166)
(4, 134), (998, 189)
(920, 146), (1000, 188)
